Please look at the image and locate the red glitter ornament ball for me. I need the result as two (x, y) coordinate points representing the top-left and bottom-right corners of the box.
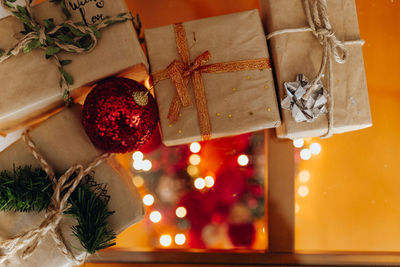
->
(82, 77), (158, 153)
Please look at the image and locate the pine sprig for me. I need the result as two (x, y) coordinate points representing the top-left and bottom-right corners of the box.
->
(0, 166), (53, 212)
(0, 166), (116, 254)
(64, 175), (116, 254)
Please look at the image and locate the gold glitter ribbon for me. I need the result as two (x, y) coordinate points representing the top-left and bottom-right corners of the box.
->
(151, 23), (271, 141)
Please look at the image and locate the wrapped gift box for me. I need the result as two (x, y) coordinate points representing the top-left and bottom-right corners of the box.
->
(261, 0), (372, 139)
(145, 9), (280, 146)
(0, 0), (148, 135)
(0, 106), (144, 267)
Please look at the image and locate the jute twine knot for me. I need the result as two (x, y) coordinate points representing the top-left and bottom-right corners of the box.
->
(0, 0), (103, 63)
(267, 0), (365, 138)
(0, 131), (111, 265)
(0, 0), (132, 104)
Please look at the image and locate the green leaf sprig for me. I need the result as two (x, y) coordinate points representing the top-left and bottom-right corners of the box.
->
(0, 165), (117, 254)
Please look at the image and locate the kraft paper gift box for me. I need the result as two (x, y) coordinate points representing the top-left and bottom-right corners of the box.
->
(260, 0), (372, 139)
(144, 9), (281, 146)
(0, 0), (148, 135)
(0, 106), (144, 267)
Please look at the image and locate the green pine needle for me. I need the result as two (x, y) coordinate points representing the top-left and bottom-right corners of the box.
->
(0, 166), (53, 212)
(0, 166), (116, 254)
(64, 176), (116, 254)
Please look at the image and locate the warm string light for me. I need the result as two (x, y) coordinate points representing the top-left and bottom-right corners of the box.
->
(189, 142), (201, 153)
(176, 206), (187, 218)
(310, 142), (322, 155)
(194, 178), (206, 190)
(132, 151), (144, 161)
(149, 211), (162, 223)
(187, 165), (199, 176)
(132, 151), (152, 171)
(174, 234), (186, 245)
(160, 234), (172, 247)
(293, 139), (304, 148)
(204, 176), (215, 188)
(189, 154), (201, 165)
(237, 154), (249, 166)
(143, 194), (154, 206)
(300, 149), (312, 160)
(299, 170), (310, 183)
(297, 140), (322, 160)
(297, 185), (309, 198)
(132, 175), (144, 187)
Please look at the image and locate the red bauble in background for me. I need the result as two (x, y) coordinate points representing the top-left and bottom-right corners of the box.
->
(82, 78), (158, 153)
(227, 223), (256, 248)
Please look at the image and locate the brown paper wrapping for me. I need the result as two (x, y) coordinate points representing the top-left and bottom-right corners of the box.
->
(144, 10), (280, 146)
(0, 106), (145, 267)
(0, 0), (148, 135)
(260, 0), (372, 139)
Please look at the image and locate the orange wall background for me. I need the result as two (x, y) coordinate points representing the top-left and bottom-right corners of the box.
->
(295, 0), (400, 252)
(80, 0), (400, 265)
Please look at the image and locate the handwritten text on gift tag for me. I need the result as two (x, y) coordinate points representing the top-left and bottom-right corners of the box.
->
(66, 0), (105, 25)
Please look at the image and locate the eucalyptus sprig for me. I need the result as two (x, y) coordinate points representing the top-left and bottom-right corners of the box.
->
(1, 0), (137, 105)
(0, 165), (117, 254)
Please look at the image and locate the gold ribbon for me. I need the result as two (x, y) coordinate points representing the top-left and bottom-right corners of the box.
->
(152, 23), (272, 141)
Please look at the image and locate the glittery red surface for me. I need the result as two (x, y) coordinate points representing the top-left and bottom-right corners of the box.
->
(82, 78), (159, 153)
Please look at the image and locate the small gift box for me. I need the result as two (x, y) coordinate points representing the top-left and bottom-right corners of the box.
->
(0, 0), (148, 135)
(144, 9), (280, 146)
(261, 0), (372, 139)
(0, 106), (144, 267)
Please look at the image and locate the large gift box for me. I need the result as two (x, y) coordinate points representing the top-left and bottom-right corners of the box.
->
(0, 0), (148, 134)
(261, 0), (372, 139)
(0, 106), (144, 267)
(145, 10), (280, 146)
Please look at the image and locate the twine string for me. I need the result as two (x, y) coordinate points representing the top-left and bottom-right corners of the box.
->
(267, 0), (365, 138)
(0, 131), (111, 265)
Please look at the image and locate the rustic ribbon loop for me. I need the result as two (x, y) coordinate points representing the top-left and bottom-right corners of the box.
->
(151, 23), (272, 140)
(0, 131), (111, 265)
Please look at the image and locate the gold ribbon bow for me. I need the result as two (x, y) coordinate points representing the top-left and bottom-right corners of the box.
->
(152, 23), (272, 141)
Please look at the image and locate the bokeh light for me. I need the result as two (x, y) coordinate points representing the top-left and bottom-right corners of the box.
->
(160, 234), (172, 247)
(299, 170), (310, 183)
(298, 186), (309, 198)
(300, 149), (312, 160)
(150, 211), (162, 223)
(187, 165), (199, 177)
(189, 154), (201, 165)
(175, 234), (186, 245)
(132, 175), (144, 187)
(176, 206), (187, 218)
(189, 142), (201, 153)
(142, 160), (152, 171)
(238, 154), (249, 166)
(143, 194), (154, 206)
(293, 139), (305, 148)
(205, 176), (215, 188)
(132, 151), (144, 161)
(310, 142), (322, 155)
(194, 178), (206, 190)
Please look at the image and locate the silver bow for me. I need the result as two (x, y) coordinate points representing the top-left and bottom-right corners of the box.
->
(281, 74), (328, 123)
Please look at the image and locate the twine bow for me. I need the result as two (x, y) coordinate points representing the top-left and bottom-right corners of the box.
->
(0, 0), (132, 104)
(0, 131), (110, 265)
(267, 0), (365, 138)
(152, 23), (272, 141)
